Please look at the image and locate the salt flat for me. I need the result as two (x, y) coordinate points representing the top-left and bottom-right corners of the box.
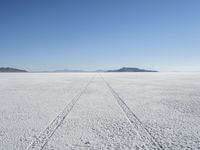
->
(43, 77), (144, 150)
(102, 73), (200, 149)
(0, 73), (200, 150)
(0, 73), (93, 150)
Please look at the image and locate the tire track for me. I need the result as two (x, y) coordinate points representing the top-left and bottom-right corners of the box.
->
(26, 76), (95, 150)
(100, 75), (164, 150)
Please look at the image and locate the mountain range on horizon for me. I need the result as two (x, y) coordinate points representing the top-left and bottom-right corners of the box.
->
(0, 67), (158, 73)
(52, 67), (158, 72)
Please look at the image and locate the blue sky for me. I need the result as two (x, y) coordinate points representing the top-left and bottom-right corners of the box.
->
(0, 0), (200, 71)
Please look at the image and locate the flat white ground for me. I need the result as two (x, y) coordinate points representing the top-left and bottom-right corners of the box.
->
(0, 73), (200, 150)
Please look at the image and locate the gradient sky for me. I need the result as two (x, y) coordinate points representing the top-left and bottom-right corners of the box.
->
(1, 0), (200, 71)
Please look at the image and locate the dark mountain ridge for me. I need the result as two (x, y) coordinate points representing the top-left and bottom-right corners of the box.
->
(107, 67), (158, 72)
(0, 67), (27, 72)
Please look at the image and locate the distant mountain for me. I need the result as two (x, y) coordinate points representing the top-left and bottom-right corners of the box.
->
(52, 67), (158, 72)
(53, 69), (86, 72)
(95, 69), (107, 72)
(107, 67), (158, 72)
(0, 67), (28, 72)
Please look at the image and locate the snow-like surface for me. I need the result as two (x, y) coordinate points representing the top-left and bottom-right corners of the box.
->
(102, 73), (200, 149)
(43, 77), (144, 150)
(0, 73), (93, 150)
(0, 73), (200, 149)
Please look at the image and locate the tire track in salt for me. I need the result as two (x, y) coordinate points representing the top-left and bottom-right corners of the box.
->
(26, 76), (95, 150)
(100, 75), (164, 150)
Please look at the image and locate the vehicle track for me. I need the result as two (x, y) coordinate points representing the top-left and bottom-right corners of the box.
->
(26, 76), (95, 150)
(100, 75), (164, 150)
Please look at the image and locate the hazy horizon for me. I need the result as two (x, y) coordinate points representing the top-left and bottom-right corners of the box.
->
(1, 0), (200, 72)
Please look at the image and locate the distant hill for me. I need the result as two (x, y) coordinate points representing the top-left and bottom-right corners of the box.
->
(51, 67), (158, 72)
(95, 69), (107, 72)
(0, 67), (27, 72)
(107, 67), (158, 72)
(53, 69), (86, 72)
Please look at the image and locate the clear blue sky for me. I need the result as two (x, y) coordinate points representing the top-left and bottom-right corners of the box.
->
(0, 0), (200, 71)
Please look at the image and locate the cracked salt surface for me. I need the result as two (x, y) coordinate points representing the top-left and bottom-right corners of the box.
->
(43, 77), (144, 150)
(1, 73), (200, 150)
(102, 73), (200, 149)
(0, 73), (93, 150)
